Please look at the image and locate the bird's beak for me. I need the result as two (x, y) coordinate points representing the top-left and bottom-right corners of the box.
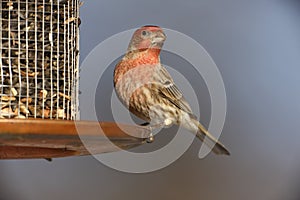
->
(152, 31), (166, 44)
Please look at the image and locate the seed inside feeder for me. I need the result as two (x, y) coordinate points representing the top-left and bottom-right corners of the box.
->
(0, 0), (80, 120)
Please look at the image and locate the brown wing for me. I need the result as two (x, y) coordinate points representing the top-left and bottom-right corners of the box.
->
(154, 64), (195, 116)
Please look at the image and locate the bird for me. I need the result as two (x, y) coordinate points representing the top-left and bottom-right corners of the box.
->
(114, 25), (230, 155)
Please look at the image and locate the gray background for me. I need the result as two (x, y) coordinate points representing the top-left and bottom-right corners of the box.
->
(1, 0), (300, 199)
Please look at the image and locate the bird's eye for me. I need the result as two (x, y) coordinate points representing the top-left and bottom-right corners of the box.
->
(141, 30), (148, 36)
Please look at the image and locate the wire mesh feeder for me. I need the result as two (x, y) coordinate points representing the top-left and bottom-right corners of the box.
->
(0, 0), (80, 119)
(0, 1), (150, 159)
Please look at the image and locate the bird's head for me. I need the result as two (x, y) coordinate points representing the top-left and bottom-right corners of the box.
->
(127, 25), (166, 52)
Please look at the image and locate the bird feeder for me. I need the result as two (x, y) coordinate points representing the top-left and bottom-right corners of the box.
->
(0, 0), (80, 119)
(0, 0), (149, 159)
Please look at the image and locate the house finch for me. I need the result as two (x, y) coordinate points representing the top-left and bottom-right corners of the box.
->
(114, 25), (230, 155)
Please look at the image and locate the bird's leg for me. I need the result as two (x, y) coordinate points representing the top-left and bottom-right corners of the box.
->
(139, 122), (155, 143)
(146, 126), (154, 143)
(140, 122), (153, 142)
(139, 119), (173, 143)
(139, 118), (174, 143)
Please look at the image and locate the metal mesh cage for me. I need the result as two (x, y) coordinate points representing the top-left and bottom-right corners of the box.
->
(0, 0), (80, 120)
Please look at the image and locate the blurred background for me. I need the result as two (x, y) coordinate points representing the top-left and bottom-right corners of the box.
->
(1, 0), (300, 199)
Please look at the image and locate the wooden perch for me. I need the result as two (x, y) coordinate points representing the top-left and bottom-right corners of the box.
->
(0, 119), (150, 159)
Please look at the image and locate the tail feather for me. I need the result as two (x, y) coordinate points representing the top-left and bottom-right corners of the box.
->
(192, 119), (230, 155)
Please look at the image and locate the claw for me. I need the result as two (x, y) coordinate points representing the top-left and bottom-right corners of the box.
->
(146, 133), (154, 143)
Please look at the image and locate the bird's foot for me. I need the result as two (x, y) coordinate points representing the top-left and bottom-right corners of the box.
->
(139, 122), (154, 143)
(140, 120), (172, 143)
(146, 132), (154, 143)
